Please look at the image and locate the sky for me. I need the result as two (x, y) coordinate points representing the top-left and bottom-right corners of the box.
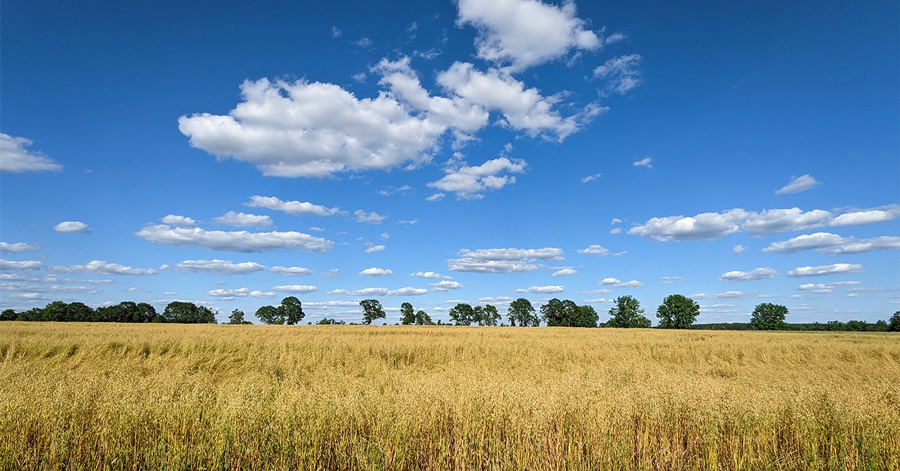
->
(1, 0), (898, 325)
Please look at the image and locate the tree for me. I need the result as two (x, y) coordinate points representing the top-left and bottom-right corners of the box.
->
(229, 309), (246, 325)
(449, 303), (475, 325)
(508, 298), (539, 326)
(474, 304), (501, 326)
(656, 294), (699, 329)
(400, 302), (416, 325)
(573, 304), (599, 328)
(750, 303), (788, 330)
(359, 299), (386, 325)
(607, 296), (651, 328)
(162, 301), (216, 323)
(278, 296), (305, 325)
(0, 309), (16, 321)
(415, 310), (433, 325)
(65, 302), (94, 322)
(541, 299), (598, 327)
(255, 305), (280, 324)
(317, 317), (346, 325)
(889, 311), (900, 332)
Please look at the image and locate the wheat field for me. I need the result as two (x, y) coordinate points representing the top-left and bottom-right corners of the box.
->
(0, 322), (898, 470)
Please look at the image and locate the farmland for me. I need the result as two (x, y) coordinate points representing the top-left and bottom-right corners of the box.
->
(1, 323), (898, 470)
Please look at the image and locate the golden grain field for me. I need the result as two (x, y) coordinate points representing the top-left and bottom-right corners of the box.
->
(1, 322), (898, 470)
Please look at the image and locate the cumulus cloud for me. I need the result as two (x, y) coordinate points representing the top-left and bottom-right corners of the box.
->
(594, 54), (642, 96)
(436, 62), (603, 141)
(0, 133), (62, 173)
(742, 208), (831, 236)
(581, 173), (602, 183)
(428, 157), (527, 199)
(51, 260), (157, 276)
(177, 259), (267, 275)
(787, 263), (863, 277)
(412, 271), (443, 279)
(632, 156), (652, 168)
(598, 277), (642, 288)
(456, 0), (600, 70)
(577, 244), (609, 256)
(246, 196), (341, 217)
(448, 247), (563, 273)
(0, 260), (43, 270)
(354, 210), (387, 224)
(552, 268), (577, 276)
(271, 285), (319, 294)
(389, 287), (428, 296)
(320, 269), (340, 278)
(214, 211), (273, 227)
(268, 266), (314, 276)
(329, 286), (426, 296)
(429, 280), (463, 291)
(0, 242), (42, 253)
(628, 209), (748, 241)
(763, 232), (900, 254)
(161, 215), (197, 228)
(733, 245), (747, 254)
(831, 205), (900, 226)
(178, 78), (446, 178)
(365, 245), (386, 253)
(775, 175), (821, 195)
(515, 285), (564, 294)
(720, 267), (776, 282)
(692, 291), (757, 300)
(360, 267), (393, 276)
(54, 221), (91, 233)
(207, 288), (250, 298)
(135, 224), (333, 252)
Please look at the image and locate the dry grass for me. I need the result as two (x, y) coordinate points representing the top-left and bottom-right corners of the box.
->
(0, 322), (898, 470)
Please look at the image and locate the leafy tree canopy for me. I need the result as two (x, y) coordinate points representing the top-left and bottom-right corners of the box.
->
(750, 303), (788, 330)
(359, 299), (386, 325)
(657, 294), (699, 329)
(608, 296), (651, 328)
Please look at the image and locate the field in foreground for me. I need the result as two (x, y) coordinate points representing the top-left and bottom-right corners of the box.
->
(0, 323), (898, 470)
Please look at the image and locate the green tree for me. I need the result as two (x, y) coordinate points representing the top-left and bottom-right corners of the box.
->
(278, 296), (305, 325)
(162, 301), (216, 323)
(473, 304), (501, 326)
(750, 303), (788, 330)
(541, 299), (598, 327)
(317, 317), (346, 325)
(415, 310), (433, 325)
(255, 305), (280, 324)
(656, 294), (700, 329)
(64, 302), (94, 322)
(0, 309), (16, 321)
(449, 303), (475, 325)
(400, 302), (416, 325)
(573, 304), (599, 328)
(359, 299), (386, 325)
(508, 298), (539, 326)
(43, 301), (69, 321)
(229, 309), (246, 324)
(607, 296), (651, 328)
(888, 311), (900, 332)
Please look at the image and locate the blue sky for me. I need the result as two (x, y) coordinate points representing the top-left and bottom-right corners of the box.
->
(2, 0), (898, 324)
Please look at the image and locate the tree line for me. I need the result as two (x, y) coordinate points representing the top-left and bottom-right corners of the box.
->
(4, 296), (900, 332)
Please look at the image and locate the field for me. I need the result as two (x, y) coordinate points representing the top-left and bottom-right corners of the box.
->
(1, 323), (898, 470)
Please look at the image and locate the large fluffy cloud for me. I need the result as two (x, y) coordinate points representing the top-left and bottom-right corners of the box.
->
(0, 133), (62, 173)
(245, 196), (341, 217)
(0, 242), (42, 253)
(177, 259), (267, 275)
(447, 247), (564, 273)
(51, 260), (157, 276)
(54, 221), (91, 233)
(428, 156), (526, 199)
(720, 267), (776, 282)
(787, 263), (863, 277)
(456, 0), (600, 70)
(628, 209), (749, 241)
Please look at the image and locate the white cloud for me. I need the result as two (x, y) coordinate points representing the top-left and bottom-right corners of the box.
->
(360, 267), (393, 277)
(250, 290), (276, 298)
(692, 291), (757, 300)
(831, 205), (900, 226)
(581, 173), (602, 183)
(428, 157), (527, 199)
(798, 281), (862, 294)
(0, 133), (62, 173)
(269, 266), (314, 276)
(775, 175), (821, 195)
(742, 208), (831, 236)
(207, 288), (250, 298)
(763, 232), (900, 254)
(594, 54), (642, 95)
(632, 156), (652, 168)
(354, 210), (387, 224)
(246, 195), (341, 217)
(578, 244), (611, 256)
(611, 218), (623, 225)
(365, 245), (386, 253)
(177, 259), (267, 275)
(412, 271), (443, 279)
(720, 267), (776, 282)
(515, 285), (564, 294)
(437, 62), (603, 141)
(331, 26), (341, 38)
(51, 260), (157, 276)
(380, 233), (390, 240)
(733, 245), (747, 254)
(54, 221), (91, 233)
(609, 228), (623, 235)
(426, 193), (446, 202)
(598, 277), (642, 288)
(377, 185), (412, 196)
(399, 219), (419, 225)
(659, 276), (683, 284)
(448, 247), (563, 273)
(161, 215), (197, 228)
(0, 242), (42, 253)
(329, 286), (425, 296)
(214, 211), (273, 227)
(271, 284), (319, 294)
(456, 0), (600, 70)
(430, 280), (463, 291)
(388, 287), (428, 296)
(178, 78), (447, 178)
(135, 224), (333, 252)
(787, 263), (864, 277)
(628, 209), (748, 241)
(552, 268), (577, 276)
(0, 260), (43, 270)
(353, 37), (372, 48)
(320, 269), (340, 278)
